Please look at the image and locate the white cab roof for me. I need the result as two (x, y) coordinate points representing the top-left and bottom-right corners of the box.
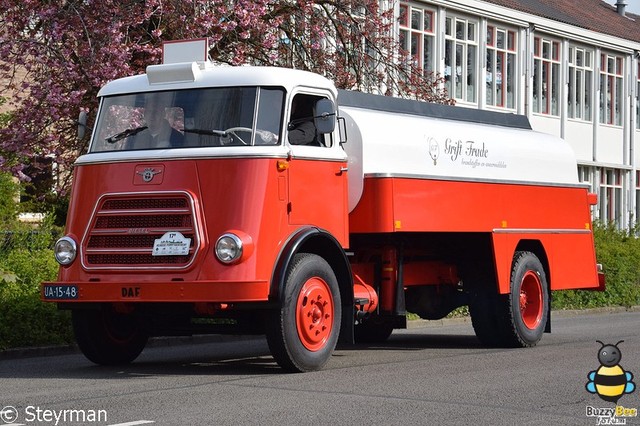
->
(97, 64), (338, 97)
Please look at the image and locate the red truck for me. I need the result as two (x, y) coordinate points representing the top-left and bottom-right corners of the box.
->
(42, 40), (603, 372)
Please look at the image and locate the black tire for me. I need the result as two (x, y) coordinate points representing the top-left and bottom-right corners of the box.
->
(72, 306), (148, 365)
(470, 251), (548, 348)
(354, 317), (394, 343)
(266, 253), (342, 372)
(469, 291), (506, 347)
(503, 251), (549, 347)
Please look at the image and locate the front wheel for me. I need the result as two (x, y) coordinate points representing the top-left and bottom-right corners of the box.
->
(266, 253), (342, 372)
(72, 306), (148, 365)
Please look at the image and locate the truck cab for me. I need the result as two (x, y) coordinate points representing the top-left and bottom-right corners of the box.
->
(46, 58), (355, 372)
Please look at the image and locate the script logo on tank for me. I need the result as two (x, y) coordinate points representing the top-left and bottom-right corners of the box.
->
(428, 137), (440, 165)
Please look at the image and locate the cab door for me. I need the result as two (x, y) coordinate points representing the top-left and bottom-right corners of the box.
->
(286, 92), (349, 246)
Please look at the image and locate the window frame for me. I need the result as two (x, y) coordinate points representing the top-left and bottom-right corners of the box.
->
(636, 62), (640, 130)
(567, 45), (594, 122)
(599, 52), (624, 126)
(399, 3), (437, 75)
(599, 168), (624, 225)
(486, 24), (517, 109)
(444, 14), (479, 103)
(532, 35), (561, 116)
(636, 170), (640, 225)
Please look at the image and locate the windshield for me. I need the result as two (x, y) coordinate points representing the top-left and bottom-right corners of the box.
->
(90, 87), (284, 152)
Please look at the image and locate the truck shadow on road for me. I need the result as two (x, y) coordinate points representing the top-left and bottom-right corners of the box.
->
(0, 332), (493, 379)
(346, 332), (483, 351)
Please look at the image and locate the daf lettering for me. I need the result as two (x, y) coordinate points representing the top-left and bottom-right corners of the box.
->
(121, 287), (140, 298)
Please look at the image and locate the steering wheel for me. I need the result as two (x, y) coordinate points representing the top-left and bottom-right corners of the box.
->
(222, 127), (253, 145)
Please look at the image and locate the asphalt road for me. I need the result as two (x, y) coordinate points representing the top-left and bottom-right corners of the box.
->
(1, 311), (640, 426)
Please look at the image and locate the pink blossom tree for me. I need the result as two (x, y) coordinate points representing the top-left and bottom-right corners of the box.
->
(0, 0), (450, 201)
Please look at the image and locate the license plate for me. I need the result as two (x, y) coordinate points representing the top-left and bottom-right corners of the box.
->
(43, 285), (78, 300)
(153, 231), (191, 256)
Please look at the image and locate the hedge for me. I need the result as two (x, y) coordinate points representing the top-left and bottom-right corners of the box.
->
(0, 223), (638, 350)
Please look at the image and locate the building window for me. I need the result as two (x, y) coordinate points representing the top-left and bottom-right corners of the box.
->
(444, 15), (478, 103)
(568, 46), (593, 121)
(578, 166), (595, 192)
(600, 168), (623, 225)
(533, 36), (560, 115)
(636, 63), (640, 129)
(486, 25), (516, 109)
(600, 53), (623, 126)
(636, 171), (640, 225)
(399, 3), (436, 75)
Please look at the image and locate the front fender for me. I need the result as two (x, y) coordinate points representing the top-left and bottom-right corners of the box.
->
(270, 226), (354, 344)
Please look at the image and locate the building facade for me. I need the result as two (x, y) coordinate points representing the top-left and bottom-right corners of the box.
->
(395, 0), (640, 228)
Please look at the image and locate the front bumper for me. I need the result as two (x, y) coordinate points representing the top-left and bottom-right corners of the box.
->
(41, 280), (270, 303)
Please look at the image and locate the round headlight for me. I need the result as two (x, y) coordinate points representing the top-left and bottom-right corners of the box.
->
(54, 236), (77, 265)
(215, 233), (243, 264)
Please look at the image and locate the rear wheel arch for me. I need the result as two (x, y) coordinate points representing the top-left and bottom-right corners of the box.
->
(515, 239), (550, 288)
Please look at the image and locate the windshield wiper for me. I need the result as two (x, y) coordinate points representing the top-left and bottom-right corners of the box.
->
(106, 126), (148, 144)
(183, 128), (228, 136)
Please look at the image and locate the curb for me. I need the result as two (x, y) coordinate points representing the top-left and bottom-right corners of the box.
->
(2, 306), (639, 360)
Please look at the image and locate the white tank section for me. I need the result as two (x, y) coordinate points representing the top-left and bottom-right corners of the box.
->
(339, 93), (580, 213)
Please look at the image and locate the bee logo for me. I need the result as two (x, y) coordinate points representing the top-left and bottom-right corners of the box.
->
(586, 340), (635, 403)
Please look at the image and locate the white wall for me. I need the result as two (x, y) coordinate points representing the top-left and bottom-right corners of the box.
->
(529, 115), (561, 138)
(565, 120), (595, 162)
(596, 125), (625, 164)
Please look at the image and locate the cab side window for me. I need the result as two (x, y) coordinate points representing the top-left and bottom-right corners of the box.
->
(288, 94), (332, 147)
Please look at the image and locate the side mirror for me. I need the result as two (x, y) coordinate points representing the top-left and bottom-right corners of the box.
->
(77, 111), (88, 140)
(314, 99), (336, 134)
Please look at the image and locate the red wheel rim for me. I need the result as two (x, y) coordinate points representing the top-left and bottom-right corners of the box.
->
(296, 277), (334, 351)
(519, 270), (543, 330)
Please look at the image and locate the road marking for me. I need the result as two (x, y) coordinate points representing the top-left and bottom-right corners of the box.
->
(108, 421), (155, 426)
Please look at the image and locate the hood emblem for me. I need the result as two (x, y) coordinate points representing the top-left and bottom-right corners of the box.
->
(136, 167), (163, 183)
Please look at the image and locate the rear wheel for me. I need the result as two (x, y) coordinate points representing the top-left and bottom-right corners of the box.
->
(470, 251), (548, 348)
(266, 253), (341, 372)
(506, 251), (548, 347)
(469, 291), (505, 347)
(72, 305), (148, 365)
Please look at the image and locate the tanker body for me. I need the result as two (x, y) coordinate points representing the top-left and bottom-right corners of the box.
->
(340, 90), (601, 345)
(41, 40), (602, 372)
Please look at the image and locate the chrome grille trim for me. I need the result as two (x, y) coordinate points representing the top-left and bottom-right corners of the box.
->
(81, 191), (200, 270)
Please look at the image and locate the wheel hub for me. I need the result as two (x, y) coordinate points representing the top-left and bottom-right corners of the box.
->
(520, 270), (543, 330)
(296, 277), (334, 351)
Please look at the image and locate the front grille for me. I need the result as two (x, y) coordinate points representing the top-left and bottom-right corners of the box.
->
(95, 214), (192, 229)
(84, 193), (197, 269)
(87, 253), (191, 265)
(102, 198), (188, 210)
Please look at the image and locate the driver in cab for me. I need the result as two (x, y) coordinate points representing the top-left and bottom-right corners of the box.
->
(127, 100), (184, 149)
